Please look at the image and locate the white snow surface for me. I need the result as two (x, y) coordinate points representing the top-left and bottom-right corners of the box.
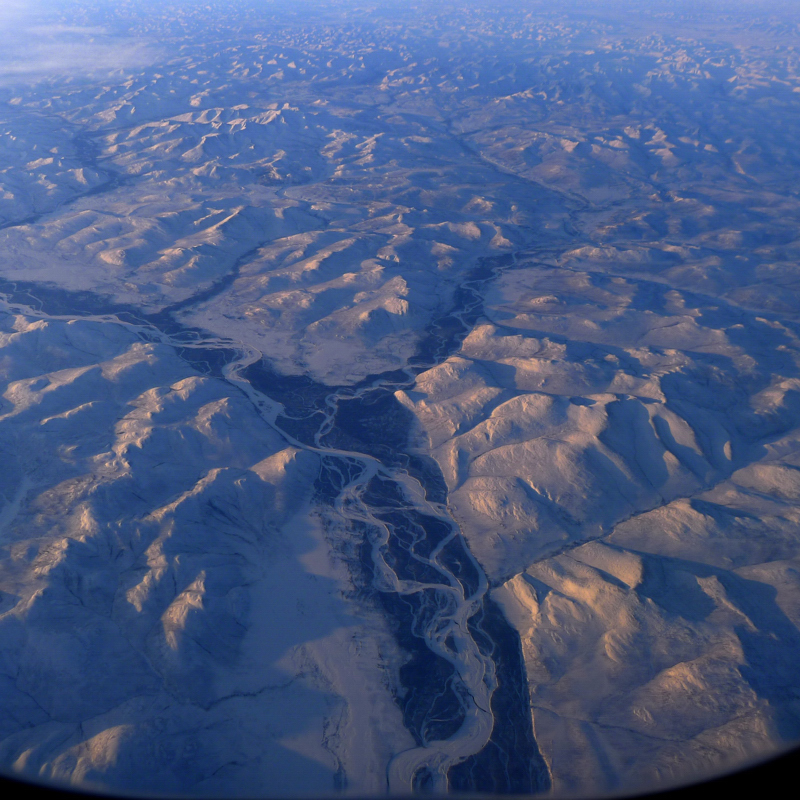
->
(0, 0), (800, 797)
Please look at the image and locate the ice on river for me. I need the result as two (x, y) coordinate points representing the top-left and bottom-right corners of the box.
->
(1, 0), (800, 797)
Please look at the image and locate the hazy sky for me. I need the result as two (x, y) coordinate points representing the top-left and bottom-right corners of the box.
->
(0, 1), (157, 86)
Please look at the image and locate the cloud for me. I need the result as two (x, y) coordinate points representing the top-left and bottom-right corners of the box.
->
(0, 3), (158, 85)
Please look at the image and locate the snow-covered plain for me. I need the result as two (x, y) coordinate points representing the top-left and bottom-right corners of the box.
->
(1, 0), (800, 796)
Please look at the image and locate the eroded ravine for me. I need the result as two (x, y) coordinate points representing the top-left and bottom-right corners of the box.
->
(0, 118), (551, 795)
(233, 252), (551, 794)
(0, 239), (550, 793)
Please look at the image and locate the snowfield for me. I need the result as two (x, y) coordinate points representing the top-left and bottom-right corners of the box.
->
(0, 0), (799, 796)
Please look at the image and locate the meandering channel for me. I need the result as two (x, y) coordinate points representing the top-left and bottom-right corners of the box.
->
(0, 125), (550, 794)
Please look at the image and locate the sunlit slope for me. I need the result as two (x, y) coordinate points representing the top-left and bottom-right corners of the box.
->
(1, 0), (800, 795)
(0, 71), (560, 383)
(0, 312), (410, 795)
(399, 261), (800, 791)
(0, 112), (105, 227)
(6, 1), (800, 386)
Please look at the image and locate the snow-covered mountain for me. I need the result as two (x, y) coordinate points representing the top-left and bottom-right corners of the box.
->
(1, 0), (799, 796)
